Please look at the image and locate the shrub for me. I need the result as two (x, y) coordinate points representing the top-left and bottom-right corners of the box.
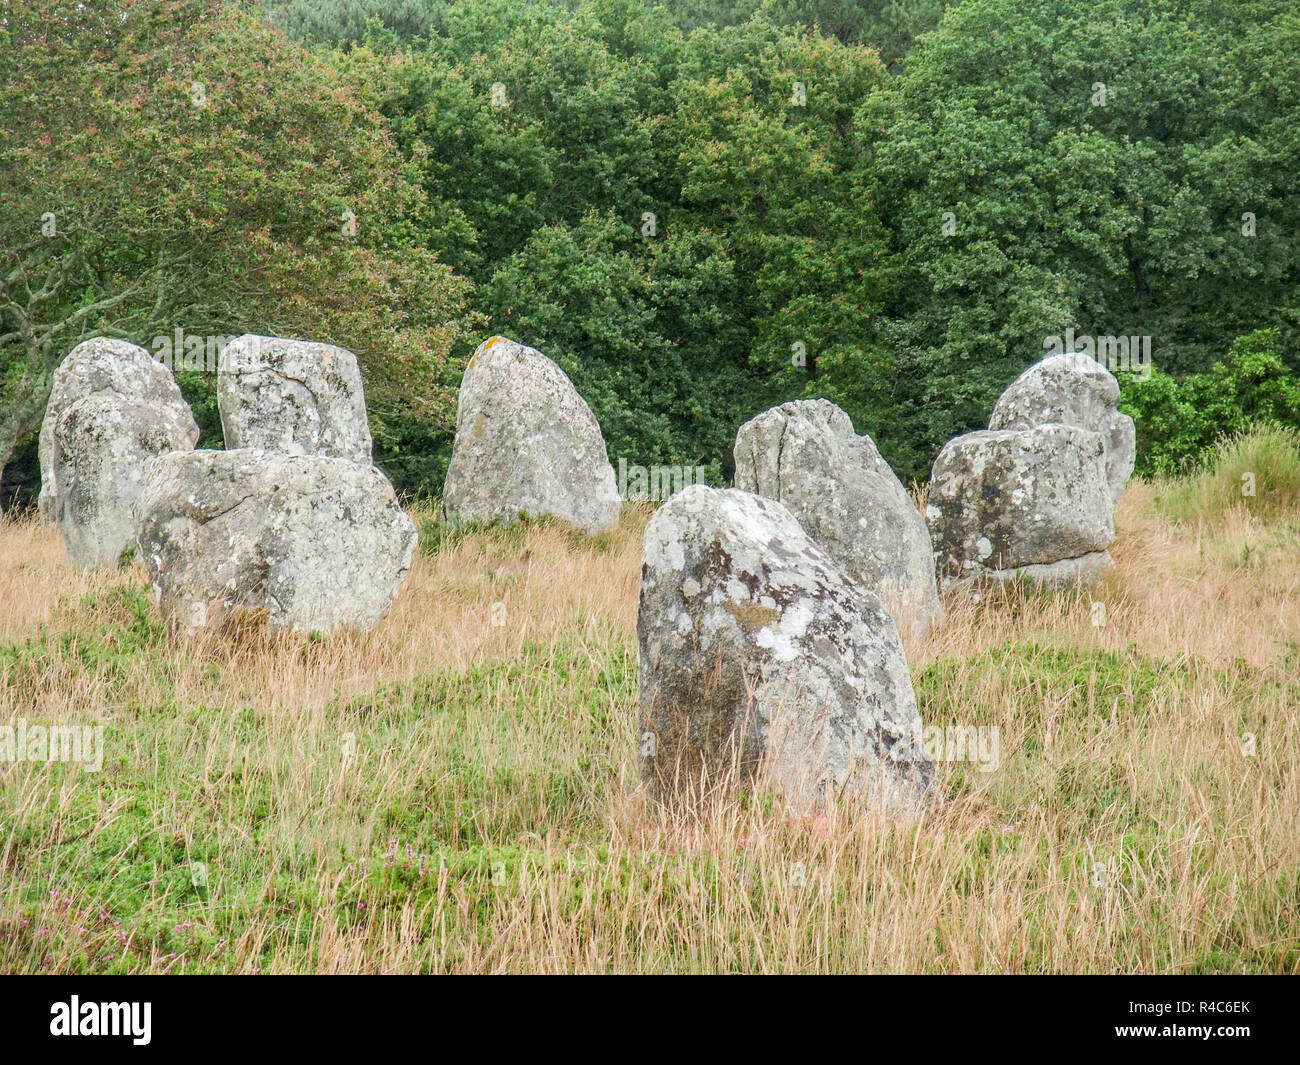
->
(1149, 424), (1300, 525)
(1121, 330), (1300, 476)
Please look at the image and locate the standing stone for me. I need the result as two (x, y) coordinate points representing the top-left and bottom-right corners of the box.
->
(53, 397), (197, 568)
(734, 399), (941, 636)
(442, 336), (620, 534)
(927, 424), (1115, 586)
(137, 449), (415, 635)
(638, 485), (933, 816)
(39, 338), (197, 522)
(217, 335), (372, 463)
(989, 352), (1136, 506)
(38, 338), (199, 566)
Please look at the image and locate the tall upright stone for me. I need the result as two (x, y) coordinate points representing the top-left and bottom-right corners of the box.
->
(734, 399), (941, 636)
(442, 336), (620, 534)
(217, 335), (372, 463)
(638, 485), (933, 816)
(38, 338), (198, 566)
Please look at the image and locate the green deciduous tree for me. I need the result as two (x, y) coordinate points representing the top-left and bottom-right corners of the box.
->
(0, 0), (473, 505)
(484, 211), (751, 477)
(847, 0), (1300, 481)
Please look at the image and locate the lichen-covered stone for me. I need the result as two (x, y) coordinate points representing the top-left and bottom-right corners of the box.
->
(217, 335), (372, 463)
(38, 337), (198, 565)
(442, 336), (620, 534)
(734, 399), (941, 636)
(638, 485), (933, 816)
(52, 396), (196, 568)
(137, 449), (415, 634)
(927, 425), (1114, 586)
(989, 352), (1135, 506)
(39, 338), (197, 521)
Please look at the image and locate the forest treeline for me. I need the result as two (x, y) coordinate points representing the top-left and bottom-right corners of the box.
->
(3, 0), (1298, 505)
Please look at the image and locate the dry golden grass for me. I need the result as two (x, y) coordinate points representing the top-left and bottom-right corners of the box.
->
(0, 481), (1296, 974)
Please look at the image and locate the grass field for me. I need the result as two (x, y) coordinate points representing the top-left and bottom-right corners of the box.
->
(2, 433), (1298, 973)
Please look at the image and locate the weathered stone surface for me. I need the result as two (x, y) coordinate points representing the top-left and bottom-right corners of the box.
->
(638, 485), (933, 816)
(927, 424), (1114, 586)
(52, 396), (198, 568)
(989, 352), (1135, 506)
(983, 550), (1114, 585)
(217, 335), (372, 463)
(39, 337), (198, 526)
(137, 449), (415, 634)
(734, 399), (941, 636)
(442, 336), (620, 534)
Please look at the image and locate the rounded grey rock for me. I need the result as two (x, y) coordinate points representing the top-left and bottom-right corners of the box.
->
(927, 425), (1115, 587)
(38, 337), (199, 564)
(989, 352), (1136, 507)
(137, 449), (415, 634)
(53, 395), (199, 568)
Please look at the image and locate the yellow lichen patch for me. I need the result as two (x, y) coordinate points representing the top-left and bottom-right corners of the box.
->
(725, 598), (779, 632)
(467, 334), (511, 372)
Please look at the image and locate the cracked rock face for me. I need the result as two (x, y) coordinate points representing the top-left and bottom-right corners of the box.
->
(984, 550), (1114, 584)
(926, 425), (1114, 586)
(734, 399), (941, 637)
(442, 336), (620, 534)
(638, 485), (933, 816)
(217, 335), (373, 463)
(989, 352), (1135, 507)
(38, 338), (199, 565)
(137, 449), (415, 634)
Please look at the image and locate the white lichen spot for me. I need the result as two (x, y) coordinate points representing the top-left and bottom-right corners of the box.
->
(644, 522), (685, 571)
(755, 626), (798, 662)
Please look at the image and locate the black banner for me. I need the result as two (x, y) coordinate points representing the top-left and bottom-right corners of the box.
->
(0, 975), (1288, 1053)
